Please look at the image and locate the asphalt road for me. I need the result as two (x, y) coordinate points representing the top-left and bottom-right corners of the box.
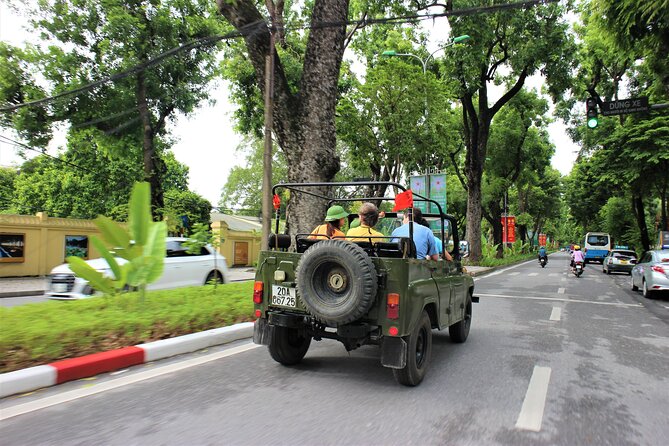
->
(2, 252), (668, 445)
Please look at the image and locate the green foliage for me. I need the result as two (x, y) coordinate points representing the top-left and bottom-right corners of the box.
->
(66, 182), (166, 299)
(219, 138), (287, 215)
(0, 281), (254, 372)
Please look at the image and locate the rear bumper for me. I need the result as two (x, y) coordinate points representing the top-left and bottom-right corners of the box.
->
(606, 264), (634, 273)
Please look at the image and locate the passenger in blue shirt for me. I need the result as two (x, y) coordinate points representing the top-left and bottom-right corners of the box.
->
(391, 209), (438, 260)
(538, 246), (547, 263)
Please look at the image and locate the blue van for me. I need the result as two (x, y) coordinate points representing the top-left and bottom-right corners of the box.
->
(584, 232), (611, 264)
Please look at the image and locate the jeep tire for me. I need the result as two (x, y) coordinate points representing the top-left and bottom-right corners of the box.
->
(393, 310), (432, 386)
(268, 326), (311, 365)
(449, 295), (472, 343)
(296, 240), (377, 326)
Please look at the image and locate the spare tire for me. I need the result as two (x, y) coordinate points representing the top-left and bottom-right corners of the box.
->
(296, 239), (378, 326)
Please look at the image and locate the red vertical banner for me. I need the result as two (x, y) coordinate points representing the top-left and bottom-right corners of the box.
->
(502, 216), (516, 243)
(538, 233), (547, 246)
(507, 216), (516, 243)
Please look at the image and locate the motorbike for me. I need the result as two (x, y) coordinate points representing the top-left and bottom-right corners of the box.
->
(572, 261), (584, 277)
(539, 256), (547, 268)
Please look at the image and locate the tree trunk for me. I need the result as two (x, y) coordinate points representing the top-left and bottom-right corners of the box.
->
(464, 120), (490, 262)
(217, 0), (347, 237)
(632, 195), (651, 251)
(136, 72), (164, 218)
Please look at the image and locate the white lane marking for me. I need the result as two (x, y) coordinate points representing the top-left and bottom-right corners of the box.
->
(561, 277), (566, 282)
(549, 273), (558, 277)
(528, 273), (538, 277)
(477, 293), (643, 308)
(516, 366), (552, 432)
(508, 272), (520, 276)
(549, 307), (561, 321)
(0, 343), (260, 421)
(474, 259), (538, 280)
(557, 288), (565, 294)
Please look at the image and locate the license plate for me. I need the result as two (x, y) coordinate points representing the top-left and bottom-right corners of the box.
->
(271, 285), (296, 307)
(52, 283), (68, 293)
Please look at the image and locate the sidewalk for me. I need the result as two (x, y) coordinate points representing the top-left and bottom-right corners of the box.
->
(0, 267), (256, 298)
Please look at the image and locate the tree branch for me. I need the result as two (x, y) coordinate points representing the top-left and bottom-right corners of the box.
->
(489, 65), (529, 117)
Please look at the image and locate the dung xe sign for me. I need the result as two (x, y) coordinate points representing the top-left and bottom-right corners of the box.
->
(600, 97), (649, 116)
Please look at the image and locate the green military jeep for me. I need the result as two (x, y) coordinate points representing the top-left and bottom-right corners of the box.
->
(253, 182), (477, 386)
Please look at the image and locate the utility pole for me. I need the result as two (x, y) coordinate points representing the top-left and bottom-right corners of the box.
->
(261, 28), (275, 251)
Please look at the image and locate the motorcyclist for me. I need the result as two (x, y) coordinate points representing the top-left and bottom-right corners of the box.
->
(538, 246), (548, 263)
(571, 245), (585, 270)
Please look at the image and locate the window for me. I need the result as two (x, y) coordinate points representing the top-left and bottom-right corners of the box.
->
(166, 241), (209, 257)
(0, 233), (25, 263)
(587, 235), (609, 246)
(612, 251), (636, 259)
(65, 235), (89, 259)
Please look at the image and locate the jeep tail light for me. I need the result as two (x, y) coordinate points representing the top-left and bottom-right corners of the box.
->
(254, 309), (262, 318)
(387, 293), (400, 320)
(651, 265), (666, 274)
(389, 326), (399, 336)
(253, 281), (263, 304)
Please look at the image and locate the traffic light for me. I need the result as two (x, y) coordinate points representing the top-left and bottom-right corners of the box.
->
(586, 97), (599, 129)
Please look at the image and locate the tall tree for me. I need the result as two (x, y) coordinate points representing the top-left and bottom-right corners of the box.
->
(2, 0), (223, 216)
(216, 0), (351, 236)
(439, 0), (574, 261)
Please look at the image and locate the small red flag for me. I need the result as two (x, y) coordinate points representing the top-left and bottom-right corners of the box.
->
(393, 190), (413, 211)
(272, 194), (281, 210)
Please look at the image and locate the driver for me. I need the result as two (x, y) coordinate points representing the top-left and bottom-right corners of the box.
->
(346, 202), (384, 243)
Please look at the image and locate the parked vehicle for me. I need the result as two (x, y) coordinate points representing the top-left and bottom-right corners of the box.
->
(253, 181), (476, 386)
(573, 261), (584, 277)
(46, 237), (228, 300)
(602, 249), (637, 275)
(631, 249), (669, 298)
(584, 232), (611, 264)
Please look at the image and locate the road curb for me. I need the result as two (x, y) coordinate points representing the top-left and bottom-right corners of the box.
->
(0, 290), (45, 298)
(0, 322), (254, 399)
(465, 255), (543, 277)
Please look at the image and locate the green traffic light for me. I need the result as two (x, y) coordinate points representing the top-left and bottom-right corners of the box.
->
(587, 117), (599, 129)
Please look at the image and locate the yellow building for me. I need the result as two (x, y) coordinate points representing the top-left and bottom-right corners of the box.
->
(211, 213), (262, 267)
(0, 212), (103, 277)
(0, 211), (262, 277)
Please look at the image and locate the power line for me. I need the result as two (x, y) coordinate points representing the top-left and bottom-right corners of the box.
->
(0, 0), (561, 113)
(0, 134), (98, 175)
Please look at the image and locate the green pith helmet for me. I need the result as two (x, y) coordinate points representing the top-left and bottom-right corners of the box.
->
(325, 205), (348, 222)
(349, 218), (360, 229)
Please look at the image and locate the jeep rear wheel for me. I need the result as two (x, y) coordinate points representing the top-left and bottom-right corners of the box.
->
(268, 326), (311, 365)
(449, 295), (472, 343)
(393, 311), (432, 386)
(296, 240), (377, 326)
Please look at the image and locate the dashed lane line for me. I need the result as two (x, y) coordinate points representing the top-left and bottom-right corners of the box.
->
(508, 272), (520, 276)
(528, 273), (538, 277)
(516, 366), (552, 432)
(557, 288), (565, 294)
(0, 342), (261, 421)
(473, 259), (538, 281)
(476, 293), (643, 308)
(549, 307), (562, 321)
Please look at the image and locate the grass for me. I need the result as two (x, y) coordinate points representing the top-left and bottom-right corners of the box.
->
(0, 281), (254, 373)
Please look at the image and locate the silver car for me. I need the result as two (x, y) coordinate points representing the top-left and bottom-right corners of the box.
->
(602, 249), (637, 275)
(631, 249), (669, 298)
(46, 237), (228, 300)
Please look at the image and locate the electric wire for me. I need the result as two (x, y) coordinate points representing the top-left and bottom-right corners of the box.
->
(0, 134), (98, 175)
(0, 0), (561, 113)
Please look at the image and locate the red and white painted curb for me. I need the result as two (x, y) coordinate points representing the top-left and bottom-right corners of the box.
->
(0, 322), (254, 399)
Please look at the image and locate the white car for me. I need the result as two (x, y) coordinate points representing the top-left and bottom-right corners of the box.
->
(46, 237), (228, 300)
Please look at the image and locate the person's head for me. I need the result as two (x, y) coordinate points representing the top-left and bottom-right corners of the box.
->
(402, 208), (428, 226)
(358, 202), (380, 227)
(574, 245), (581, 251)
(325, 205), (348, 228)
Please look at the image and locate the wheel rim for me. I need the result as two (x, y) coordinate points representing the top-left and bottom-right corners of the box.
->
(415, 326), (428, 368)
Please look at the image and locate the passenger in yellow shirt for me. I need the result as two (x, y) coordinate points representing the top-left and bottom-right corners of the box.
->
(346, 202), (385, 243)
(309, 205), (348, 239)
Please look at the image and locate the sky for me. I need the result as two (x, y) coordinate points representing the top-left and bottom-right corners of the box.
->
(0, 4), (579, 206)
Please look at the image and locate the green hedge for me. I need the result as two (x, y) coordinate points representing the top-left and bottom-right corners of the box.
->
(0, 282), (254, 373)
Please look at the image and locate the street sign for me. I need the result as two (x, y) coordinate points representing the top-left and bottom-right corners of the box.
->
(600, 97), (649, 116)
